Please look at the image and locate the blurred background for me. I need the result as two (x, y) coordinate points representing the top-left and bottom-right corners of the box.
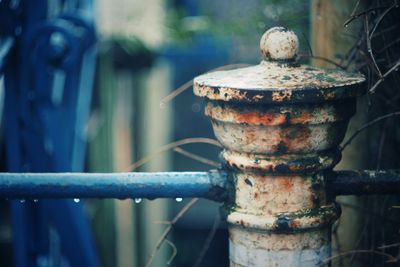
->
(1, 0), (400, 266)
(90, 1), (309, 266)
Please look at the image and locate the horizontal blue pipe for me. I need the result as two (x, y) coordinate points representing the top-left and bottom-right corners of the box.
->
(0, 170), (228, 201)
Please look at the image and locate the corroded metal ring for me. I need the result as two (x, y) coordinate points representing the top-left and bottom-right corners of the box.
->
(228, 203), (340, 233)
(222, 149), (340, 174)
(194, 62), (365, 104)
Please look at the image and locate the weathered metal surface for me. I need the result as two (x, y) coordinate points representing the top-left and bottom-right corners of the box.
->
(0, 171), (227, 201)
(194, 27), (365, 267)
(206, 99), (355, 155)
(328, 169), (400, 196)
(194, 63), (365, 103)
(193, 26), (365, 104)
(260, 27), (299, 62)
(229, 228), (331, 267)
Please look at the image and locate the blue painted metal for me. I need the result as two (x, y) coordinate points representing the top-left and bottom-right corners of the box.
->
(0, 171), (227, 201)
(1, 1), (100, 266)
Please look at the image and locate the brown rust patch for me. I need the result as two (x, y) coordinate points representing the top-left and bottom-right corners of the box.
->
(280, 124), (313, 152)
(272, 90), (292, 102)
(278, 178), (294, 191)
(234, 111), (286, 125)
(290, 111), (312, 124)
(289, 219), (301, 229)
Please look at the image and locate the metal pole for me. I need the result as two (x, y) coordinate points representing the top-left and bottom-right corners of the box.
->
(329, 170), (400, 196)
(193, 27), (366, 267)
(0, 170), (227, 201)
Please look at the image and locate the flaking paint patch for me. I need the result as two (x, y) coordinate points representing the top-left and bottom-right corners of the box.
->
(272, 90), (292, 102)
(230, 241), (330, 267)
(193, 61), (365, 103)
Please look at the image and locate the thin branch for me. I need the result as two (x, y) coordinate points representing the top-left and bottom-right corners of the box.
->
(349, 0), (361, 19)
(165, 239), (177, 265)
(173, 147), (219, 167)
(337, 200), (400, 224)
(145, 198), (199, 267)
(369, 2), (398, 42)
(323, 249), (397, 265)
(377, 37), (400, 54)
(369, 58), (400, 93)
(378, 243), (400, 250)
(376, 120), (388, 169)
(192, 213), (221, 267)
(340, 111), (400, 151)
(365, 15), (382, 77)
(344, 6), (389, 27)
(160, 80), (193, 107)
(159, 64), (251, 105)
(123, 138), (221, 171)
(301, 32), (313, 56)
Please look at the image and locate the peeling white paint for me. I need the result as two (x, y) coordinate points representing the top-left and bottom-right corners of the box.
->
(230, 241), (330, 267)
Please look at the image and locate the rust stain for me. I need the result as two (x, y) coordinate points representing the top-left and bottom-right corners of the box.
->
(290, 111), (312, 124)
(289, 219), (301, 229)
(278, 178), (294, 191)
(234, 111), (286, 125)
(192, 26), (364, 266)
(272, 90), (292, 102)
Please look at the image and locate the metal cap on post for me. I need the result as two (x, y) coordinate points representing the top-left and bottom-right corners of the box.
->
(194, 27), (365, 267)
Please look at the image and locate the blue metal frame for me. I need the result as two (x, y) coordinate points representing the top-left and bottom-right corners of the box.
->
(1, 1), (99, 266)
(0, 171), (227, 201)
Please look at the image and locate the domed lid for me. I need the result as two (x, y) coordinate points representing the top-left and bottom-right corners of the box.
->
(194, 27), (365, 103)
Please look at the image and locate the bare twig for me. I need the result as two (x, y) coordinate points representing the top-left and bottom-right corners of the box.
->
(145, 198), (199, 267)
(369, 3), (398, 43)
(349, 0), (361, 19)
(323, 249), (397, 265)
(344, 6), (389, 27)
(165, 239), (177, 265)
(369, 58), (400, 93)
(301, 32), (313, 56)
(332, 220), (345, 267)
(124, 138), (221, 171)
(192, 213), (221, 267)
(159, 64), (251, 105)
(377, 37), (400, 54)
(173, 147), (219, 167)
(378, 243), (400, 249)
(376, 120), (388, 169)
(365, 15), (382, 77)
(160, 80), (193, 107)
(338, 200), (400, 224)
(340, 111), (400, 151)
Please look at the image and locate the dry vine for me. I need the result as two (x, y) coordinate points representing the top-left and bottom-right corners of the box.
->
(335, 0), (400, 266)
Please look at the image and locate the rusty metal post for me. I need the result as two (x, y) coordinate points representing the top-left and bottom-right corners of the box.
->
(194, 27), (365, 266)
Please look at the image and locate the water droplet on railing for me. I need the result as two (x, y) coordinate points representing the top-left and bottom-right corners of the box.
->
(74, 198), (80, 203)
(175, 197), (183, 202)
(134, 198), (142, 204)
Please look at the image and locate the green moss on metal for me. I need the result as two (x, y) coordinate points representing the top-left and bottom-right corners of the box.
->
(222, 172), (238, 215)
(314, 73), (338, 83)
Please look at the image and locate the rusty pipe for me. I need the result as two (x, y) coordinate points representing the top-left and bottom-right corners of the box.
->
(328, 169), (400, 196)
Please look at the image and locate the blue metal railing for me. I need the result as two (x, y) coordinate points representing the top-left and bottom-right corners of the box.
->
(0, 170), (228, 201)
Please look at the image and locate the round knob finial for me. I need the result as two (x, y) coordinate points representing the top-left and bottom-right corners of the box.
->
(260, 27), (299, 61)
